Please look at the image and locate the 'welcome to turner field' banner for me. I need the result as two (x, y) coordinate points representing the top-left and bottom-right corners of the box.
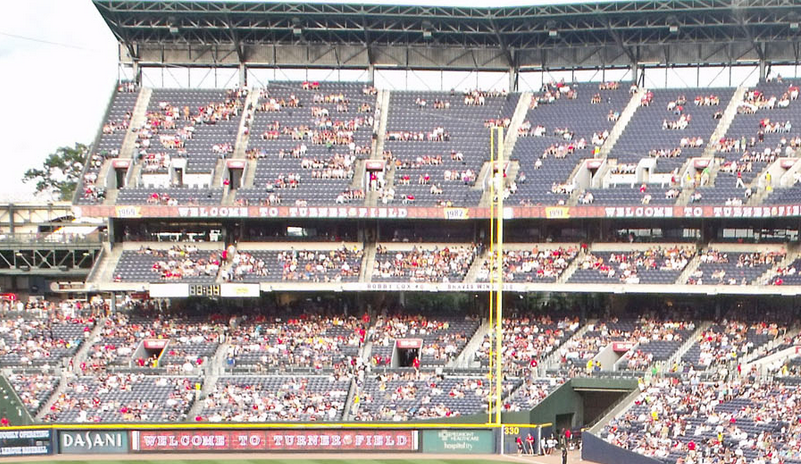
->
(131, 430), (417, 453)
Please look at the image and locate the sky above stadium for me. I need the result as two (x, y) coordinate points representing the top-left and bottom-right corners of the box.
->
(3, 0), (608, 204)
(1, 1), (118, 203)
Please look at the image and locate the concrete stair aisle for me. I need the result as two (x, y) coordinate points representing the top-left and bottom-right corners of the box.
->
(102, 188), (119, 205)
(93, 159), (115, 196)
(586, 386), (642, 435)
(35, 371), (69, 421)
(746, 188), (770, 206)
(342, 378), (359, 421)
(119, 88), (152, 160)
(755, 246), (799, 285)
(359, 242), (377, 283)
(464, 248), (489, 283)
(702, 85), (748, 159)
(598, 87), (645, 158)
(242, 159), (258, 189)
(504, 161), (521, 190)
(742, 326), (800, 366)
(231, 89), (260, 160)
(477, 93), (531, 207)
(212, 159), (226, 188)
(503, 92), (533, 160)
(373, 90), (391, 159)
(100, 89), (151, 203)
(673, 87), (746, 204)
(185, 339), (233, 419)
(541, 319), (596, 371)
(779, 154), (801, 187)
(566, 160), (592, 206)
(667, 321), (710, 368)
(88, 244), (124, 286)
(186, 373), (218, 421)
(674, 157), (700, 206)
(360, 91), (389, 207)
(125, 163), (143, 189)
(449, 320), (490, 368)
(556, 250), (587, 284)
(216, 250), (237, 283)
(676, 251), (703, 284)
(704, 158), (723, 188)
(212, 341), (231, 376)
(351, 159), (367, 190)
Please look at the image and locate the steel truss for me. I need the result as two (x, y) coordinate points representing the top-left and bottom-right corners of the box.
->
(96, 0), (801, 72)
(0, 248), (100, 275)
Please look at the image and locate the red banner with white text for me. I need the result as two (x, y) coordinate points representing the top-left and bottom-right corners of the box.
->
(131, 430), (417, 453)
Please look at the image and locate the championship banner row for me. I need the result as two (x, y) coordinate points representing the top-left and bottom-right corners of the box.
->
(147, 282), (531, 298)
(7, 429), (497, 455)
(71, 204), (801, 220)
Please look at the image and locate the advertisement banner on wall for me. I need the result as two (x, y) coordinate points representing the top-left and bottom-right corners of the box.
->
(220, 283), (260, 298)
(59, 430), (129, 454)
(149, 283), (190, 298)
(0, 429), (51, 456)
(421, 430), (495, 454)
(131, 430), (417, 453)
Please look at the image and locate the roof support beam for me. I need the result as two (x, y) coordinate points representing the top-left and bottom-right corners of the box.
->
(489, 17), (513, 68)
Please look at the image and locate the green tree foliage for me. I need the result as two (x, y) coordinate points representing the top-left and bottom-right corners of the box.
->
(22, 143), (87, 201)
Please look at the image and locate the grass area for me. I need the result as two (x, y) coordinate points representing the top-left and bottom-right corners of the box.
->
(22, 461), (494, 464)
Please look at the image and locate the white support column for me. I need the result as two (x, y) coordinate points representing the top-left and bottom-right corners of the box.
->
(239, 63), (247, 87)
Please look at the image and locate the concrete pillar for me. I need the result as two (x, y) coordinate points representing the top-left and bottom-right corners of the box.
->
(368, 64), (375, 84)
(132, 61), (142, 86)
(509, 66), (519, 92)
(239, 63), (247, 87)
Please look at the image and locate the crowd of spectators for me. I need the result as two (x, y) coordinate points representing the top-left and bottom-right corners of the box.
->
(576, 247), (694, 284)
(43, 374), (198, 423)
(198, 376), (349, 422)
(226, 312), (366, 370)
(602, 377), (801, 464)
(688, 250), (785, 286)
(0, 310), (94, 368)
(114, 245), (221, 282)
(351, 371), (488, 421)
(474, 316), (579, 375)
(223, 246), (362, 282)
(477, 247), (579, 282)
(7, 373), (59, 415)
(369, 313), (478, 365)
(555, 317), (693, 374)
(136, 89), (244, 163)
(503, 377), (566, 412)
(373, 245), (478, 283)
(739, 84), (799, 113)
(684, 321), (783, 370)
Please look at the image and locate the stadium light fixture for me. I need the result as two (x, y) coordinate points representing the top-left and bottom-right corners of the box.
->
(667, 15), (679, 34)
(292, 17), (303, 37)
(422, 20), (433, 40)
(546, 20), (558, 37)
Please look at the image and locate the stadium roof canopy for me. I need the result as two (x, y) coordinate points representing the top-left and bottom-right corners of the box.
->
(95, 0), (801, 71)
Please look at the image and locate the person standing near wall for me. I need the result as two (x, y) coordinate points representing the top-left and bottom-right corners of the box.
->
(526, 432), (535, 455)
(561, 446), (568, 464)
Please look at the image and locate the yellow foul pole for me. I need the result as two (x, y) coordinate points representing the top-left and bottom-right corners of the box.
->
(487, 127), (496, 424)
(493, 126), (504, 425)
